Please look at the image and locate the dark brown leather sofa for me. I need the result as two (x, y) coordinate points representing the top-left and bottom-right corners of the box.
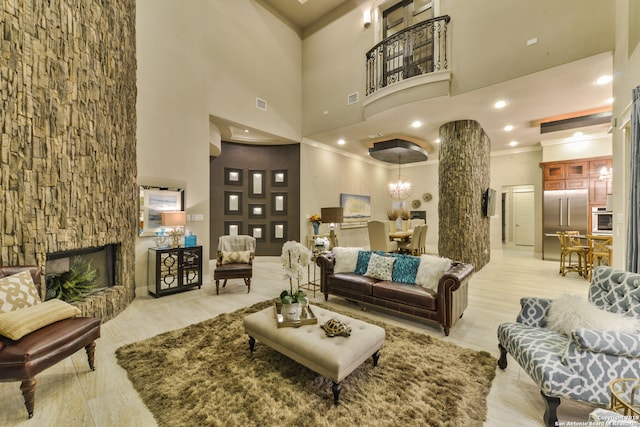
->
(0, 266), (101, 419)
(316, 253), (474, 335)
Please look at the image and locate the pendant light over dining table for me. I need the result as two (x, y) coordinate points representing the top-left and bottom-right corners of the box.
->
(368, 139), (429, 201)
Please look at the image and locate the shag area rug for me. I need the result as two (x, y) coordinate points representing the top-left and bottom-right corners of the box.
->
(116, 300), (496, 427)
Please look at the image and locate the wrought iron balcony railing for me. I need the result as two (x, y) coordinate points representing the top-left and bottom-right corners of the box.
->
(366, 15), (451, 96)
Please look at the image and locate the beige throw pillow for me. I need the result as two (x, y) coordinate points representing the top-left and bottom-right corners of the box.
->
(0, 270), (42, 313)
(546, 294), (640, 335)
(415, 255), (452, 291)
(332, 247), (362, 273)
(221, 250), (251, 265)
(0, 299), (81, 340)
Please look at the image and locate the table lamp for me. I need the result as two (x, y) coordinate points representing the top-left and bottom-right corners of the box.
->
(321, 207), (343, 249)
(161, 211), (187, 247)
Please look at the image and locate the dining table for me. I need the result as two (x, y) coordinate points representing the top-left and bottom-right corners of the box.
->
(389, 230), (413, 242)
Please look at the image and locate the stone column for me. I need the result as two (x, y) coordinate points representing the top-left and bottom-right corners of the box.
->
(438, 120), (491, 270)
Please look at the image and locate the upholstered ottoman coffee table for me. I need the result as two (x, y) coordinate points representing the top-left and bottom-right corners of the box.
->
(243, 304), (385, 405)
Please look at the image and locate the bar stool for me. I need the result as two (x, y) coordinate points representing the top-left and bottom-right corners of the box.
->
(557, 231), (589, 278)
(587, 235), (612, 281)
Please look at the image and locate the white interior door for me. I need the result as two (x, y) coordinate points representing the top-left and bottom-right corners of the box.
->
(514, 191), (534, 246)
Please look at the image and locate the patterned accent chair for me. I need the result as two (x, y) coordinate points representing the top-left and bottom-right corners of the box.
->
(497, 266), (640, 427)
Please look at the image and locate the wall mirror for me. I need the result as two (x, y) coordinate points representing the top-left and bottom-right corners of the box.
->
(139, 186), (184, 236)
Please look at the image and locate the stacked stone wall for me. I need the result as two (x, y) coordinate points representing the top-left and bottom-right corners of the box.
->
(0, 0), (137, 319)
(438, 120), (491, 271)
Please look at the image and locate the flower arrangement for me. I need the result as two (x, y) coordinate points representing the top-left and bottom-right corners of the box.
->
(399, 209), (410, 220)
(280, 241), (312, 304)
(309, 213), (322, 225)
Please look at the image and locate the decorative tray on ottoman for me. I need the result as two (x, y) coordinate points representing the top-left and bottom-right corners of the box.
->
(274, 302), (318, 328)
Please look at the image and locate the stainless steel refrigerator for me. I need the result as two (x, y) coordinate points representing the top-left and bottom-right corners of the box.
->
(543, 189), (589, 261)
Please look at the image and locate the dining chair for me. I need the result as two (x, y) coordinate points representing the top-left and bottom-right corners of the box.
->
(398, 225), (423, 255)
(586, 235), (612, 281)
(409, 218), (425, 229)
(418, 224), (428, 254)
(367, 220), (398, 252)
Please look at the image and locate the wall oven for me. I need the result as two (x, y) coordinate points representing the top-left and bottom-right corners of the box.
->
(592, 207), (613, 234)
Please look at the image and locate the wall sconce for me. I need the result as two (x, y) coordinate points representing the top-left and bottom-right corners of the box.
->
(161, 211), (187, 247)
(363, 9), (371, 29)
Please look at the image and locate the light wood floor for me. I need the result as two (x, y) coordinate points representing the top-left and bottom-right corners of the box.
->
(0, 247), (599, 426)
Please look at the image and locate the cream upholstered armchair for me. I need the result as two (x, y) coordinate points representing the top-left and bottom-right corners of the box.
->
(213, 235), (256, 295)
(497, 266), (640, 427)
(367, 221), (397, 252)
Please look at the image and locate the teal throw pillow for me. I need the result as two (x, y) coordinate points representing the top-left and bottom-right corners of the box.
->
(391, 254), (420, 284)
(355, 250), (386, 275)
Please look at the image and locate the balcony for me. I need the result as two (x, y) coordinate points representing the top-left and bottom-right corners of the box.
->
(365, 15), (451, 97)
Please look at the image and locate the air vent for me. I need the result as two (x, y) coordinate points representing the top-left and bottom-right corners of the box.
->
(256, 97), (267, 111)
(540, 111), (611, 134)
(347, 92), (359, 105)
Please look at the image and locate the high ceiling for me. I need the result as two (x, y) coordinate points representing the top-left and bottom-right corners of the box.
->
(222, 1), (612, 163)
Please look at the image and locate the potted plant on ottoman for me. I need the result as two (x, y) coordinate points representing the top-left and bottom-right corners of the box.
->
(280, 241), (311, 321)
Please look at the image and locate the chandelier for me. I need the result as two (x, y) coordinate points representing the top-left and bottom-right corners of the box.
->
(388, 162), (412, 200)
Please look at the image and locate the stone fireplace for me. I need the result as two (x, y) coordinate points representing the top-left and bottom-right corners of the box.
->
(0, 0), (137, 322)
(46, 245), (118, 295)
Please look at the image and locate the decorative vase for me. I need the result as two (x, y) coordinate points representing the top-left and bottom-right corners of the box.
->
(312, 222), (320, 235)
(389, 221), (397, 233)
(281, 303), (303, 321)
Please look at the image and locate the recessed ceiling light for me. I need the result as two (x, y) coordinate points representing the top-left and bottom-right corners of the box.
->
(244, 129), (249, 133)
(411, 120), (422, 128)
(596, 75), (612, 85)
(337, 139), (346, 145)
(607, 97), (614, 104)
(504, 125), (514, 132)
(434, 138), (441, 144)
(573, 131), (584, 138)
(494, 100), (507, 109)
(509, 141), (518, 147)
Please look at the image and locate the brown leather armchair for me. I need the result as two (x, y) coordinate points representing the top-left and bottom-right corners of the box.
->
(213, 235), (256, 295)
(0, 266), (101, 419)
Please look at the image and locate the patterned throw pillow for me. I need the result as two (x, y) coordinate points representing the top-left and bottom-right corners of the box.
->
(221, 251), (251, 265)
(0, 270), (41, 313)
(364, 253), (396, 281)
(391, 254), (421, 284)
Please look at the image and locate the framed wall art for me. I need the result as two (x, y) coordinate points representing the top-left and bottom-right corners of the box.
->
(271, 221), (287, 241)
(249, 170), (265, 197)
(271, 192), (288, 215)
(139, 186), (184, 236)
(271, 170), (287, 186)
(224, 221), (243, 236)
(224, 168), (243, 186)
(224, 191), (243, 215)
(249, 203), (266, 219)
(340, 193), (371, 229)
(250, 224), (266, 242)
